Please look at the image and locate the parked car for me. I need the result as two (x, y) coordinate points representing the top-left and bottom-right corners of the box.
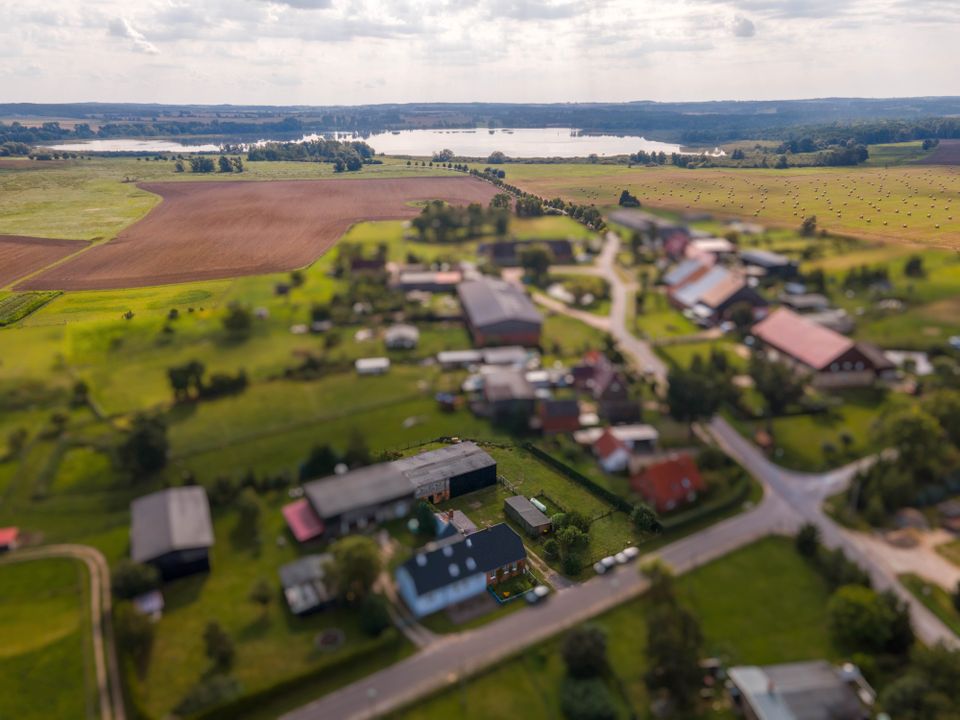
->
(526, 585), (550, 604)
(593, 561), (608, 574)
(614, 551), (628, 565)
(600, 556), (617, 571)
(622, 546), (640, 561)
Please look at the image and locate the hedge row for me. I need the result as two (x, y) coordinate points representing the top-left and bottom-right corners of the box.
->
(660, 473), (751, 531)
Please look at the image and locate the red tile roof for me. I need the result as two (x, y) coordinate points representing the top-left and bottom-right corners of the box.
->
(594, 428), (628, 460)
(752, 307), (854, 371)
(631, 455), (705, 513)
(282, 499), (325, 543)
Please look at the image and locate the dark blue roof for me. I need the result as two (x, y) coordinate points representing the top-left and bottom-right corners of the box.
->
(400, 523), (526, 595)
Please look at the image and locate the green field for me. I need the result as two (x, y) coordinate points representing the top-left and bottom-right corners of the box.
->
(394, 536), (835, 719)
(502, 162), (960, 248)
(0, 557), (96, 720)
(937, 540), (960, 569)
(634, 291), (698, 340)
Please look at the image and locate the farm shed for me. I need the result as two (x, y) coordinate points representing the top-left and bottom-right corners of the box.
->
(503, 496), (552, 537)
(130, 487), (214, 581)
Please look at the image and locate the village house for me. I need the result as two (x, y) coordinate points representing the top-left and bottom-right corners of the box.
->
(457, 277), (543, 348)
(573, 351), (641, 423)
(395, 523), (528, 618)
(574, 424), (659, 454)
(394, 269), (463, 293)
(538, 398), (581, 434)
(631, 454), (705, 514)
(130, 487), (215, 581)
(752, 308), (894, 388)
(482, 369), (537, 424)
(593, 428), (632, 473)
(739, 249), (799, 279)
(668, 264), (767, 326)
(285, 443), (497, 542)
(355, 357), (390, 375)
(503, 496), (552, 537)
(0, 526), (20, 553)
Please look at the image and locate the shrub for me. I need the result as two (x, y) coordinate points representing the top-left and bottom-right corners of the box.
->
(111, 560), (159, 600)
(360, 594), (392, 637)
(560, 678), (617, 720)
(543, 538), (560, 561)
(795, 523), (821, 558)
(561, 625), (608, 678)
(114, 602), (155, 669)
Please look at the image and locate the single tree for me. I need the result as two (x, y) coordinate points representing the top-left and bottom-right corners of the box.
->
(561, 625), (608, 678)
(331, 535), (382, 602)
(203, 621), (235, 670)
(795, 523), (821, 558)
(111, 560), (160, 600)
(249, 579), (273, 615)
(631, 503), (663, 535)
(118, 414), (169, 476)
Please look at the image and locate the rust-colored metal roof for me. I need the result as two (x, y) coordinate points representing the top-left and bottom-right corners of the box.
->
(753, 307), (853, 371)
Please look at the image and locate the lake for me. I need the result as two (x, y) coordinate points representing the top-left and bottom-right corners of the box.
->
(48, 127), (701, 158)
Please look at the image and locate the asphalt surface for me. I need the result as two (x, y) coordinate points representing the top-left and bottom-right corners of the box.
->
(1, 544), (125, 720)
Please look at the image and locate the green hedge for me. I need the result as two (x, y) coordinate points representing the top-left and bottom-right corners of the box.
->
(190, 630), (404, 720)
(522, 443), (633, 514)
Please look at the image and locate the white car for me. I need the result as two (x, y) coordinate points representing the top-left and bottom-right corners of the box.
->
(600, 556), (617, 571)
(622, 546), (640, 561)
(614, 551), (628, 565)
(526, 585), (550, 604)
(593, 561), (608, 574)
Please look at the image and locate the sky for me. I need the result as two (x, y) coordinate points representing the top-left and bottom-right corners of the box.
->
(3, 0), (959, 105)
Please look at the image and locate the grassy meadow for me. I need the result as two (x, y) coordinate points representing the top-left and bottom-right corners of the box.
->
(0, 557), (97, 720)
(501, 161), (960, 248)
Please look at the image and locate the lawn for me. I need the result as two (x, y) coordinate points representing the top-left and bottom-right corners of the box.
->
(393, 536), (835, 719)
(658, 340), (748, 373)
(634, 292), (698, 340)
(541, 312), (607, 360)
(899, 574), (960, 638)
(0, 557), (97, 720)
(502, 162), (960, 248)
(729, 389), (903, 471)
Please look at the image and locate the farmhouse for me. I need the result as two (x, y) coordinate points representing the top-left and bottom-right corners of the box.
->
(663, 259), (708, 288)
(395, 523), (528, 618)
(538, 398), (581, 434)
(631, 454), (705, 513)
(779, 292), (831, 314)
(503, 496), (552, 537)
(593, 428), (631, 473)
(752, 308), (893, 388)
(458, 277), (543, 347)
(739, 249), (799, 279)
(669, 265), (767, 325)
(575, 424), (659, 453)
(575, 352), (640, 423)
(727, 661), (872, 720)
(478, 239), (574, 267)
(279, 554), (335, 616)
(130, 487), (214, 581)
(290, 443), (497, 540)
(483, 369), (537, 423)
(437, 349), (483, 369)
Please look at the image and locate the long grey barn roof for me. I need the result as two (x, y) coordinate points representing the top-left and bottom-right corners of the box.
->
(457, 277), (542, 329)
(391, 442), (496, 491)
(399, 523), (526, 595)
(130, 486), (214, 563)
(504, 495), (551, 527)
(304, 443), (497, 519)
(304, 464), (413, 520)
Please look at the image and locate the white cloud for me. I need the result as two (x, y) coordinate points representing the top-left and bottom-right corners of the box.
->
(108, 17), (160, 54)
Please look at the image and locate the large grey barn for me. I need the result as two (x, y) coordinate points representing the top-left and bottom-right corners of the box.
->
(294, 442), (498, 540)
(130, 486), (215, 581)
(457, 277), (542, 348)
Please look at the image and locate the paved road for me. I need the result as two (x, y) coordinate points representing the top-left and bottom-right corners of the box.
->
(1, 544), (125, 720)
(534, 232), (668, 388)
(707, 415), (960, 650)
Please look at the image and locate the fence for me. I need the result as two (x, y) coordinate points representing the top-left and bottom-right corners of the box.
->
(522, 442), (634, 514)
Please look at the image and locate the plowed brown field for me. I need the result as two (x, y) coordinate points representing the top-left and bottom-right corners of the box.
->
(918, 139), (960, 165)
(0, 235), (86, 288)
(18, 176), (498, 290)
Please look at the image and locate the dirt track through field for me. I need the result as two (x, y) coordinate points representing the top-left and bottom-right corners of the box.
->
(17, 176), (498, 290)
(0, 235), (87, 288)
